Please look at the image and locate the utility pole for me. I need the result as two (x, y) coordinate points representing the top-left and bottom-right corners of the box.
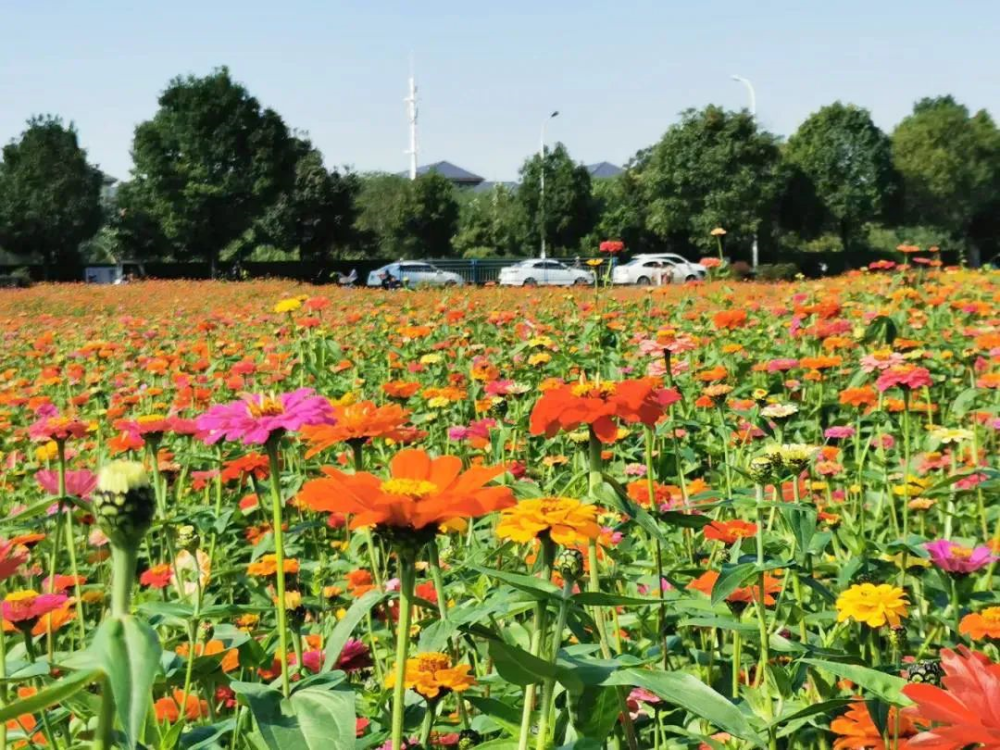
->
(405, 59), (418, 180)
(539, 111), (559, 258)
(732, 75), (758, 269)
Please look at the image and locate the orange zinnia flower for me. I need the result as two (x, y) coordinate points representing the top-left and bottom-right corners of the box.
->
(839, 386), (877, 408)
(301, 401), (411, 457)
(703, 519), (758, 545)
(712, 310), (748, 330)
(384, 652), (475, 699)
(529, 378), (674, 443)
(902, 646), (1000, 748)
(960, 607), (1000, 641)
(830, 700), (925, 749)
(688, 570), (782, 606)
(297, 449), (514, 531)
(247, 554), (300, 577)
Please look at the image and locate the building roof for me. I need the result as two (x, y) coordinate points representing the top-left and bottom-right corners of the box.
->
(400, 161), (485, 185)
(586, 161), (624, 179)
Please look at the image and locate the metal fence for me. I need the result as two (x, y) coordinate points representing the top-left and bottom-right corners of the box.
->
(427, 257), (614, 285)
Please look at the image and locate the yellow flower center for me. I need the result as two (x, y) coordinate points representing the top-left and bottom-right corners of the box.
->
(137, 414), (167, 424)
(381, 479), (438, 498)
(983, 607), (1000, 623)
(247, 397), (284, 418)
(5, 590), (38, 603)
(415, 653), (452, 673)
(571, 382), (617, 398)
(950, 545), (974, 559)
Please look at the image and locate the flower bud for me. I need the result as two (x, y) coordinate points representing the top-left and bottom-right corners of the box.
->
(747, 456), (774, 484)
(93, 461), (155, 549)
(175, 524), (200, 552)
(557, 549), (584, 582)
(905, 660), (943, 686)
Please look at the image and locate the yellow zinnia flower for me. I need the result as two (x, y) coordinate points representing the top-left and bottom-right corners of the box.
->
(273, 298), (302, 314)
(495, 497), (601, 547)
(835, 583), (909, 628)
(385, 652), (475, 699)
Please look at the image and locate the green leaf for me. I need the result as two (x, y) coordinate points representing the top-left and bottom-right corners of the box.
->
(603, 668), (765, 746)
(596, 474), (668, 543)
(658, 510), (714, 529)
(290, 685), (357, 749)
(571, 592), (666, 607)
(471, 566), (564, 601)
(0, 668), (102, 723)
(711, 563), (759, 606)
(322, 589), (386, 671)
(487, 638), (564, 688)
(802, 659), (911, 704)
(90, 615), (163, 749)
(569, 685), (620, 741)
(231, 680), (357, 750)
(771, 698), (854, 733)
(463, 695), (522, 737)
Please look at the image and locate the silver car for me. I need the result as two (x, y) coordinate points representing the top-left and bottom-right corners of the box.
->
(367, 261), (464, 288)
(498, 259), (594, 287)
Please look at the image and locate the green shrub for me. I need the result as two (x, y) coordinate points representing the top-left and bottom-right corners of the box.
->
(756, 262), (799, 281)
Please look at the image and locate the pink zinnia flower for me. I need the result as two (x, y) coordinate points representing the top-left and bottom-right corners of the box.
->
(28, 415), (88, 443)
(876, 365), (933, 392)
(824, 426), (855, 439)
(195, 388), (335, 445)
(925, 540), (996, 575)
(766, 358), (799, 373)
(337, 639), (372, 673)
(36, 469), (97, 498)
(2, 590), (68, 624)
(860, 351), (905, 373)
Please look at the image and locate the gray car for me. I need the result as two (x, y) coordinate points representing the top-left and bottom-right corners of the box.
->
(367, 261), (464, 288)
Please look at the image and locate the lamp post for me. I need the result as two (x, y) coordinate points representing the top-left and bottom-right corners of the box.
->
(539, 111), (559, 259)
(731, 75), (759, 269)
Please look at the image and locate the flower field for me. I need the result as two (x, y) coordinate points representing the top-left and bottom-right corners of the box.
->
(1, 271), (1000, 749)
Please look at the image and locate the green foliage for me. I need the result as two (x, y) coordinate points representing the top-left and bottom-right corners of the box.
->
(785, 102), (899, 248)
(517, 142), (595, 254)
(129, 67), (298, 271)
(892, 95), (1000, 260)
(0, 116), (103, 268)
(454, 184), (525, 256)
(635, 106), (783, 255)
(863, 222), (958, 256)
(253, 140), (360, 261)
(755, 262), (799, 281)
(585, 171), (651, 254)
(355, 172), (459, 258)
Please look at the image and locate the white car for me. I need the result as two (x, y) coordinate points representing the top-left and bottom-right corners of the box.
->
(367, 261), (464, 288)
(611, 254), (706, 285)
(498, 259), (594, 287)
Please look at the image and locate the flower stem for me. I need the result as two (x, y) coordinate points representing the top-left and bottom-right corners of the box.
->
(535, 577), (574, 750)
(518, 541), (555, 750)
(264, 440), (291, 699)
(111, 545), (139, 619)
(391, 553), (418, 750)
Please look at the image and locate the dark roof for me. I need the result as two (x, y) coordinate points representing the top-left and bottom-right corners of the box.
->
(586, 161), (624, 179)
(400, 161), (485, 185)
(471, 180), (519, 194)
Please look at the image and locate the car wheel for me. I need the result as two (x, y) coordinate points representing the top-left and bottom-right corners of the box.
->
(444, 280), (457, 287)
(636, 276), (651, 286)
(573, 277), (589, 286)
(523, 278), (538, 287)
(685, 275), (697, 282)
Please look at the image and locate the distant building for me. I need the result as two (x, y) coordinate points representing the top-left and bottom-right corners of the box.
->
(586, 162), (624, 179)
(399, 161), (484, 188)
(471, 180), (519, 194)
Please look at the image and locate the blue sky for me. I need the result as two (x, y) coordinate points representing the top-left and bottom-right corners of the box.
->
(2, 1), (997, 181)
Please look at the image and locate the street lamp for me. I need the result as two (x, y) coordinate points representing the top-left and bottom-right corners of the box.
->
(732, 75), (758, 269)
(539, 110), (559, 259)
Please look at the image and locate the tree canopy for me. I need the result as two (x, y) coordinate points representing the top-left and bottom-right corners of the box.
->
(516, 143), (595, 255)
(0, 116), (103, 268)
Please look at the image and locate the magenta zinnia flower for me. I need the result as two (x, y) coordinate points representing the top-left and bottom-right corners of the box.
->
(36, 469), (97, 498)
(925, 539), (996, 575)
(337, 639), (373, 673)
(195, 389), (335, 446)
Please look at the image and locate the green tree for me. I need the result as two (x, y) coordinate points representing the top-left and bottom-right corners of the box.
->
(0, 116), (103, 270)
(403, 172), (459, 257)
(454, 184), (525, 257)
(354, 172), (459, 258)
(255, 139), (360, 261)
(517, 142), (595, 255)
(785, 102), (899, 249)
(892, 96), (1000, 264)
(129, 67), (297, 273)
(587, 171), (650, 253)
(635, 106), (782, 255)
